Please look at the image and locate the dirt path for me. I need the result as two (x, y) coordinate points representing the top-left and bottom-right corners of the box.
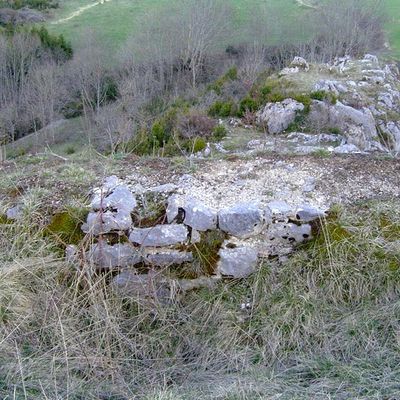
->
(295, 0), (318, 9)
(51, 0), (113, 25)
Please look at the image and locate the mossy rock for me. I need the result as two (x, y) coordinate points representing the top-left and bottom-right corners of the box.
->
(45, 207), (88, 246)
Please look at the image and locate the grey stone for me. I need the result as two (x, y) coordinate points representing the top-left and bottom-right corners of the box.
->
(82, 209), (132, 235)
(218, 203), (265, 238)
(309, 100), (379, 151)
(377, 121), (400, 152)
(129, 224), (188, 247)
(144, 250), (193, 266)
(217, 247), (259, 278)
(91, 185), (136, 213)
(167, 196), (217, 231)
(190, 229), (202, 244)
(266, 200), (293, 221)
(267, 223), (312, 243)
(6, 205), (23, 220)
(88, 243), (142, 269)
(290, 56), (309, 71)
(66, 245), (79, 265)
(256, 99), (305, 134)
(314, 80), (347, 95)
(166, 194), (185, 223)
(295, 205), (326, 222)
(333, 143), (361, 154)
(183, 197), (217, 231)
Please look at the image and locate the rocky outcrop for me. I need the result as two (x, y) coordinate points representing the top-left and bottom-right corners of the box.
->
(309, 100), (381, 151)
(256, 99), (305, 134)
(267, 55), (400, 154)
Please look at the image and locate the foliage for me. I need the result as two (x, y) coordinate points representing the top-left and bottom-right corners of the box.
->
(208, 100), (236, 117)
(31, 26), (73, 59)
(212, 124), (227, 141)
(208, 66), (238, 95)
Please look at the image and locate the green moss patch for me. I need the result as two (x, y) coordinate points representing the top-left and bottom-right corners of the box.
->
(45, 207), (88, 246)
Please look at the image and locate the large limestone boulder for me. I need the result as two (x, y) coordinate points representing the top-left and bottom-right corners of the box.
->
(256, 99), (305, 134)
(309, 100), (379, 151)
(217, 246), (259, 278)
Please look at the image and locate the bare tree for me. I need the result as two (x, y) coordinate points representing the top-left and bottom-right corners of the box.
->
(310, 0), (386, 61)
(173, 0), (231, 88)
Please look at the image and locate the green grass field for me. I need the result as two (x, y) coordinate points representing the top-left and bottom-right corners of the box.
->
(46, 0), (309, 55)
(47, 0), (400, 58)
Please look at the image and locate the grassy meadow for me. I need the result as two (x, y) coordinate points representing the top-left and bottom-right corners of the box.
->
(47, 0), (400, 58)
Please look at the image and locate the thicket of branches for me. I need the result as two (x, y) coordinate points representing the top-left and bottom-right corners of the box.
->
(0, 0), (387, 149)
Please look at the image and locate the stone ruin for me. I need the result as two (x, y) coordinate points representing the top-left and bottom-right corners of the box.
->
(66, 176), (326, 301)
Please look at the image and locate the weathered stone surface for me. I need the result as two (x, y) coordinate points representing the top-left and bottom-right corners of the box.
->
(183, 198), (217, 231)
(91, 185), (136, 213)
(333, 143), (361, 154)
(129, 224), (188, 247)
(87, 243), (142, 269)
(266, 200), (293, 221)
(290, 56), (309, 71)
(144, 250), (193, 266)
(267, 223), (312, 243)
(218, 203), (264, 238)
(314, 80), (347, 95)
(256, 99), (305, 134)
(217, 246), (259, 278)
(6, 205), (23, 220)
(295, 205), (325, 222)
(309, 100), (379, 151)
(82, 209), (132, 235)
(377, 121), (400, 152)
(166, 194), (185, 223)
(167, 196), (217, 231)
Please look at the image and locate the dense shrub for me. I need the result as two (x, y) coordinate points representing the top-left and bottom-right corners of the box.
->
(212, 124), (227, 141)
(238, 96), (259, 117)
(208, 100), (236, 117)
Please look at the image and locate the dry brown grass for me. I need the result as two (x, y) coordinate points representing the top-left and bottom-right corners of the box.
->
(1, 161), (400, 399)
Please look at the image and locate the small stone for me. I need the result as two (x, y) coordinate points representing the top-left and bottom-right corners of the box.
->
(167, 196), (217, 231)
(144, 250), (193, 266)
(91, 185), (136, 213)
(87, 243), (142, 269)
(65, 244), (79, 264)
(295, 205), (326, 222)
(191, 229), (202, 244)
(82, 209), (132, 235)
(129, 224), (188, 247)
(218, 203), (265, 238)
(6, 205), (23, 220)
(217, 246), (259, 278)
